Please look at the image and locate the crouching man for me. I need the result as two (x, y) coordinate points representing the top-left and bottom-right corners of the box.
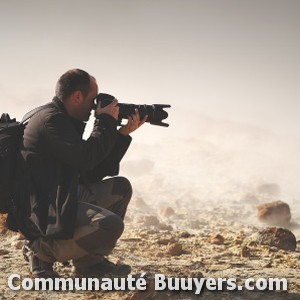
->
(8, 69), (147, 277)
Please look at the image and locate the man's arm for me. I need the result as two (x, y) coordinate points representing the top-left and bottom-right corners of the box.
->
(83, 108), (147, 182)
(83, 133), (132, 182)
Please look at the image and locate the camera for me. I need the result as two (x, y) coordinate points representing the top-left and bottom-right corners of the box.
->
(95, 93), (171, 127)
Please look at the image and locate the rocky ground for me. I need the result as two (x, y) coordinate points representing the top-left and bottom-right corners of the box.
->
(2, 98), (300, 299)
(0, 196), (299, 300)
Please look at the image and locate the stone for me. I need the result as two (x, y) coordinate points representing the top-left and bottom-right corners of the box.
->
(209, 233), (225, 245)
(157, 237), (176, 245)
(132, 196), (151, 210)
(139, 215), (160, 226)
(12, 240), (24, 250)
(166, 243), (184, 256)
(157, 223), (173, 231)
(159, 207), (175, 218)
(179, 231), (191, 238)
(240, 246), (251, 258)
(257, 200), (291, 226)
(0, 249), (9, 255)
(190, 271), (204, 278)
(257, 227), (296, 251)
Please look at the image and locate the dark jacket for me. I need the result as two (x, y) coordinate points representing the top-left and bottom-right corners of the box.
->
(10, 97), (131, 240)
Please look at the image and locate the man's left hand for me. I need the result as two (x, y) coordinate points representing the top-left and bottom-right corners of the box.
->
(119, 109), (148, 136)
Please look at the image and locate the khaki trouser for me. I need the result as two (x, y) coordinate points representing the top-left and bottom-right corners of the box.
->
(31, 176), (132, 268)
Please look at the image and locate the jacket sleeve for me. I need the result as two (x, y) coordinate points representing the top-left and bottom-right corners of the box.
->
(83, 133), (132, 183)
(42, 112), (119, 171)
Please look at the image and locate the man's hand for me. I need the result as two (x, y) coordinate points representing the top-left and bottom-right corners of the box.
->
(95, 99), (119, 120)
(119, 108), (148, 136)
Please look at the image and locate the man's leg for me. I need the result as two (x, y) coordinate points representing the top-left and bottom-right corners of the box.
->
(27, 201), (125, 275)
(71, 176), (132, 272)
(26, 176), (132, 276)
(79, 176), (132, 220)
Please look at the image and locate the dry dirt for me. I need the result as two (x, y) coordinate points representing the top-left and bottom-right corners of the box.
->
(0, 198), (299, 300)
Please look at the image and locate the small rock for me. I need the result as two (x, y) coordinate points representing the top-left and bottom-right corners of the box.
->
(190, 271), (204, 278)
(263, 261), (272, 268)
(139, 215), (160, 227)
(159, 207), (175, 218)
(233, 234), (245, 245)
(12, 240), (24, 249)
(157, 237), (176, 245)
(132, 196), (151, 210)
(16, 233), (26, 240)
(157, 223), (173, 231)
(156, 252), (164, 258)
(129, 280), (156, 300)
(257, 200), (291, 226)
(166, 243), (184, 256)
(241, 246), (251, 258)
(179, 231), (191, 238)
(0, 249), (9, 255)
(257, 227), (296, 251)
(209, 234), (225, 245)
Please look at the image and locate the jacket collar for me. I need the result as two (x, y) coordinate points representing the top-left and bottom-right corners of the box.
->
(51, 97), (86, 136)
(52, 96), (68, 114)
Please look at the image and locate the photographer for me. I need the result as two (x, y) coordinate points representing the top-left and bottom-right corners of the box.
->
(9, 69), (147, 277)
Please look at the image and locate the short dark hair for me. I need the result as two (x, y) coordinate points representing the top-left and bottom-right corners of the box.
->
(55, 69), (91, 101)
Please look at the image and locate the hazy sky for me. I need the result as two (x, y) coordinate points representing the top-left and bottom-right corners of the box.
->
(1, 0), (299, 140)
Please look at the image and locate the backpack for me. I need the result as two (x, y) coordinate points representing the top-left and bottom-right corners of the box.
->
(0, 104), (51, 213)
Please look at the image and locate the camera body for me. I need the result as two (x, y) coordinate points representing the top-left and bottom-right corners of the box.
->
(96, 93), (171, 127)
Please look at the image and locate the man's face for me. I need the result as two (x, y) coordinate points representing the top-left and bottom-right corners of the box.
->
(79, 77), (98, 121)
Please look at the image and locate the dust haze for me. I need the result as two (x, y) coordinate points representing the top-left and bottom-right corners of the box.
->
(114, 107), (300, 236)
(2, 79), (300, 238)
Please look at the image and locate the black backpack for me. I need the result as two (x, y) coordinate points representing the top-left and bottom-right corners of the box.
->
(0, 105), (50, 213)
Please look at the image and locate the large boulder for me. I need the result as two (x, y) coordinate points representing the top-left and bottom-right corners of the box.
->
(257, 200), (291, 226)
(256, 227), (297, 251)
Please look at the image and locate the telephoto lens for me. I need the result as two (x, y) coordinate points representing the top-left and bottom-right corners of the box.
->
(96, 93), (171, 127)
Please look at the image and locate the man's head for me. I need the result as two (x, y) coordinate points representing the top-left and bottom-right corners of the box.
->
(55, 69), (98, 121)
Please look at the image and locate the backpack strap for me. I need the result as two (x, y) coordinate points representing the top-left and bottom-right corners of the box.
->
(21, 103), (53, 124)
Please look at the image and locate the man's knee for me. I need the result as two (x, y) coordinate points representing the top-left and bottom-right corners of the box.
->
(99, 214), (124, 240)
(112, 176), (133, 201)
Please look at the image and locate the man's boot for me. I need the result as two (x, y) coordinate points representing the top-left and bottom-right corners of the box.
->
(22, 243), (59, 278)
(73, 257), (131, 277)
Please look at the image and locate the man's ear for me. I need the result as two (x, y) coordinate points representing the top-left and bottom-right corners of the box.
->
(73, 90), (84, 105)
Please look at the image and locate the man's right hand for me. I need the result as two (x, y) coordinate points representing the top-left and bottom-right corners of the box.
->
(95, 99), (119, 120)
